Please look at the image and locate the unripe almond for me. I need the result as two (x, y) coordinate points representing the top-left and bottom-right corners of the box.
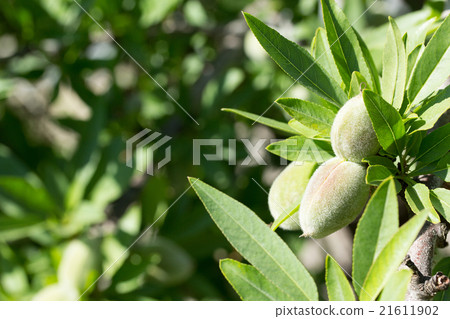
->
(299, 157), (370, 238)
(331, 94), (379, 162)
(268, 161), (317, 230)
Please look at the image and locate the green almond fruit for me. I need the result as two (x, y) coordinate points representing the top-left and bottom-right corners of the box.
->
(299, 157), (370, 238)
(331, 94), (380, 162)
(268, 161), (317, 230)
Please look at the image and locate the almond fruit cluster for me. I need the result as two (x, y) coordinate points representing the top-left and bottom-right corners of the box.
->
(269, 94), (379, 238)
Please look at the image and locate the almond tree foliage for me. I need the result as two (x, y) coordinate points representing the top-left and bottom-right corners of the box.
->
(192, 0), (450, 301)
(0, 0), (448, 301)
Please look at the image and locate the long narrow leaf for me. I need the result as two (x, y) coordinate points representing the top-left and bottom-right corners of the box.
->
(360, 211), (428, 301)
(326, 255), (355, 301)
(311, 27), (342, 85)
(430, 188), (450, 223)
(276, 98), (336, 136)
(353, 178), (399, 296)
(363, 90), (406, 156)
(189, 178), (318, 300)
(220, 259), (293, 301)
(405, 183), (440, 223)
(412, 123), (450, 166)
(407, 15), (450, 105)
(379, 269), (413, 301)
(321, 0), (376, 92)
(222, 108), (297, 135)
(266, 136), (334, 163)
(382, 17), (406, 110)
(244, 12), (347, 105)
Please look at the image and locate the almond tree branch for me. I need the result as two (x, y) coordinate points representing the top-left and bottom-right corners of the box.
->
(401, 222), (449, 300)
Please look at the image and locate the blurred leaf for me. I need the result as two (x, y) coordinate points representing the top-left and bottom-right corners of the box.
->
(360, 210), (427, 301)
(139, 0), (182, 27)
(220, 259), (293, 301)
(266, 136), (334, 163)
(407, 15), (450, 105)
(243, 12), (347, 106)
(363, 90), (406, 156)
(58, 240), (95, 291)
(379, 269), (412, 301)
(221, 108), (297, 135)
(0, 176), (58, 216)
(353, 178), (399, 296)
(276, 98), (336, 136)
(405, 183), (440, 223)
(381, 18), (406, 110)
(325, 255), (355, 301)
(0, 215), (44, 241)
(430, 188), (450, 223)
(189, 177), (318, 301)
(0, 244), (29, 298)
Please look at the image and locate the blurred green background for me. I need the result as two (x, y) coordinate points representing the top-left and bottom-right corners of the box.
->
(0, 0), (447, 300)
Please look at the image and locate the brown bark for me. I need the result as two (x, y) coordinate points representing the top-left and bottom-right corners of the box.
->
(401, 222), (449, 300)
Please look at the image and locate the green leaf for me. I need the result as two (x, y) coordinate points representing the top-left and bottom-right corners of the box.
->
(189, 177), (318, 300)
(382, 18), (406, 110)
(365, 165), (394, 186)
(379, 269), (413, 301)
(430, 188), (450, 223)
(360, 210), (428, 301)
(405, 130), (426, 158)
(363, 90), (406, 156)
(405, 17), (436, 55)
(243, 12), (347, 105)
(266, 136), (334, 163)
(409, 153), (449, 177)
(362, 156), (398, 173)
(407, 14), (450, 105)
(276, 98), (336, 136)
(325, 255), (355, 301)
(221, 108), (297, 135)
(271, 204), (299, 231)
(0, 215), (45, 241)
(433, 257), (450, 301)
(288, 119), (320, 138)
(348, 71), (368, 99)
(412, 123), (450, 166)
(406, 44), (423, 87)
(220, 259), (293, 301)
(405, 183), (440, 223)
(0, 245), (30, 298)
(413, 88), (450, 131)
(311, 27), (342, 85)
(355, 29), (381, 93)
(0, 177), (58, 216)
(320, 0), (377, 92)
(353, 178), (399, 296)
(435, 168), (450, 183)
